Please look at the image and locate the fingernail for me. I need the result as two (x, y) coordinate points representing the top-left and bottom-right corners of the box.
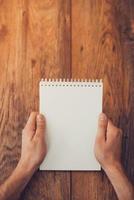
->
(37, 114), (45, 121)
(99, 113), (107, 121)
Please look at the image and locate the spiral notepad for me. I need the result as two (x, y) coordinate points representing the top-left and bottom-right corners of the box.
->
(40, 79), (103, 171)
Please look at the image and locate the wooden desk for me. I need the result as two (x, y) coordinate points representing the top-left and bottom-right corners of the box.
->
(0, 1), (134, 199)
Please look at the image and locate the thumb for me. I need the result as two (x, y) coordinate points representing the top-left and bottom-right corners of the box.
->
(97, 113), (108, 141)
(36, 114), (46, 136)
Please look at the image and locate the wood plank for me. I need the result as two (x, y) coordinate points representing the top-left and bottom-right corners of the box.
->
(0, 0), (27, 184)
(21, 1), (71, 199)
(119, 0), (134, 183)
(71, 0), (133, 199)
(0, 0), (71, 199)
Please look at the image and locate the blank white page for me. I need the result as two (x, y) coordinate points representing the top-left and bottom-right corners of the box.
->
(40, 79), (103, 171)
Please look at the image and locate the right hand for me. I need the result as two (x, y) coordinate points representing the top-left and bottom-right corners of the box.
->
(94, 113), (123, 171)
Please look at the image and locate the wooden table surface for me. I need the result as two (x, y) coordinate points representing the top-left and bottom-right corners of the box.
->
(0, 0), (134, 199)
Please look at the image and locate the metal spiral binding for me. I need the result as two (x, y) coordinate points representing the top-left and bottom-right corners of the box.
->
(40, 78), (102, 87)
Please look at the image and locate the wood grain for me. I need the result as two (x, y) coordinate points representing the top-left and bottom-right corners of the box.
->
(71, 0), (134, 199)
(0, 0), (26, 184)
(0, 0), (71, 200)
(0, 0), (134, 199)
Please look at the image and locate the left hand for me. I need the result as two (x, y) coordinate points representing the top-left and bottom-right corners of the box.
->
(18, 112), (47, 174)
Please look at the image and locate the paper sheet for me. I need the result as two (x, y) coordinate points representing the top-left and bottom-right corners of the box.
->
(40, 80), (102, 171)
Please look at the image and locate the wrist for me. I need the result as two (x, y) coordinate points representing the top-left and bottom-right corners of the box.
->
(103, 163), (134, 200)
(103, 162), (124, 177)
(0, 161), (35, 200)
(16, 160), (36, 178)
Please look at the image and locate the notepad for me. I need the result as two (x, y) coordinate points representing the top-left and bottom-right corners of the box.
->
(39, 79), (103, 171)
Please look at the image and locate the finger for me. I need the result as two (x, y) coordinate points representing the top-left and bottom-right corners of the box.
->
(35, 114), (46, 138)
(24, 112), (38, 138)
(107, 120), (122, 139)
(96, 113), (108, 141)
(107, 120), (120, 134)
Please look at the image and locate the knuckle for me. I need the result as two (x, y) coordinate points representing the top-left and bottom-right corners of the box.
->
(116, 128), (122, 134)
(111, 126), (119, 133)
(38, 126), (45, 131)
(38, 121), (45, 128)
(114, 127), (119, 133)
(111, 127), (123, 137)
(113, 125), (118, 131)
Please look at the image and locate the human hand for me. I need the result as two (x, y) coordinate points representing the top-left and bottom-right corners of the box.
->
(94, 113), (122, 171)
(94, 114), (134, 200)
(0, 112), (47, 200)
(18, 112), (47, 174)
